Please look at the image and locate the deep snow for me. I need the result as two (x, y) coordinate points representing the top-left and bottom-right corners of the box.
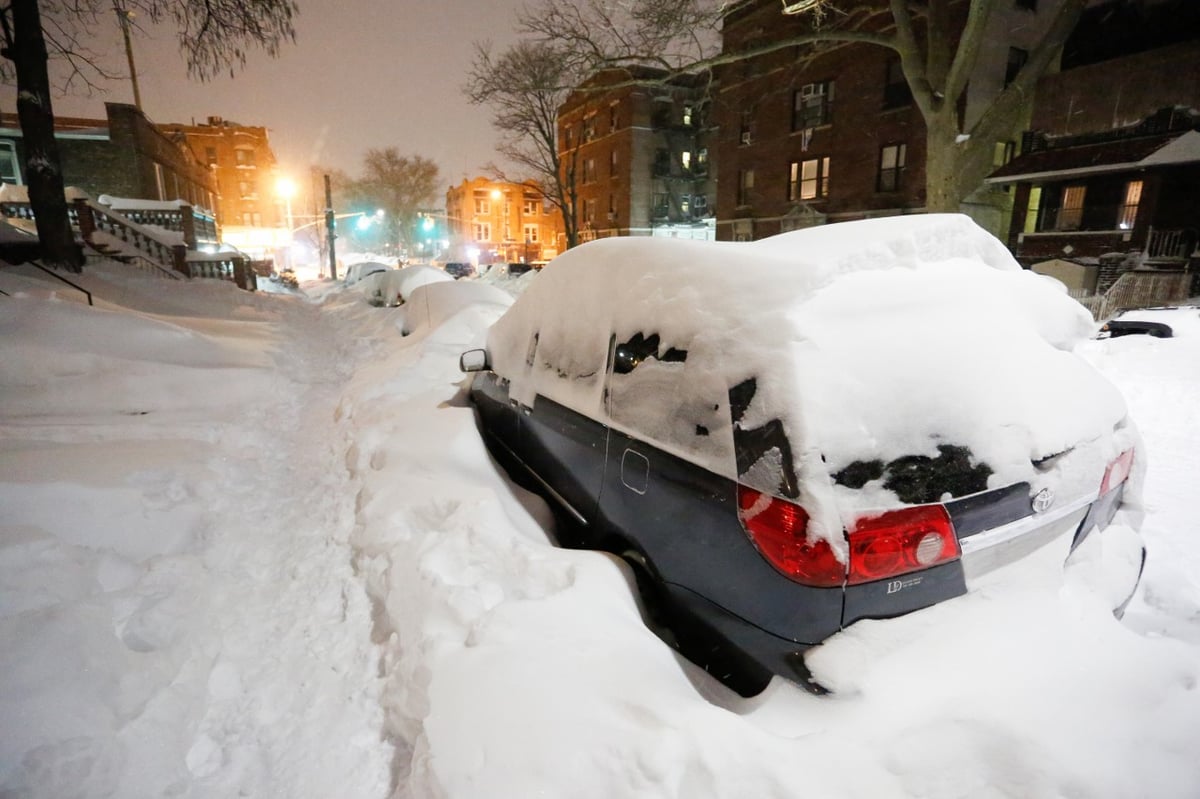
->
(1, 249), (1198, 798)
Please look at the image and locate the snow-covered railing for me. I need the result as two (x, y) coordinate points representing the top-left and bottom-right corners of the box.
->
(185, 251), (255, 290)
(74, 198), (187, 273)
(97, 195), (218, 250)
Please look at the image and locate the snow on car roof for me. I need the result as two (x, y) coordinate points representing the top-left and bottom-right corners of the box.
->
(488, 214), (1132, 531)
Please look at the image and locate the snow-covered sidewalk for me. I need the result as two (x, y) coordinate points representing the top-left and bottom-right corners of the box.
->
(0, 267), (392, 796)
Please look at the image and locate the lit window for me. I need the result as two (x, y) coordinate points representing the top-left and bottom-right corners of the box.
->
(474, 198), (490, 215)
(1117, 180), (1142, 229)
(877, 144), (907, 192)
(789, 157), (830, 201)
(681, 151), (692, 170)
(524, 224), (539, 243)
(1058, 185), (1086, 230)
(473, 222), (492, 241)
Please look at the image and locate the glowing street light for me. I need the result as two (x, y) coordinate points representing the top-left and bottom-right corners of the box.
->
(275, 176), (297, 232)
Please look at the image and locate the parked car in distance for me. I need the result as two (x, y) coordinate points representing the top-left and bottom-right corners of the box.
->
(505, 262), (534, 276)
(401, 280), (513, 336)
(460, 214), (1147, 697)
(1098, 305), (1200, 339)
(443, 262), (476, 280)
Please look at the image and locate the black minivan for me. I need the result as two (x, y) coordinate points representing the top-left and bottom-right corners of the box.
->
(460, 215), (1146, 695)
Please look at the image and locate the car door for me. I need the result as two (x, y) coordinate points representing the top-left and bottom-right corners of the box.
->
(516, 331), (609, 531)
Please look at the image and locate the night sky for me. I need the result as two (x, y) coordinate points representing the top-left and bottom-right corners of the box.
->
(1, 2), (526, 188)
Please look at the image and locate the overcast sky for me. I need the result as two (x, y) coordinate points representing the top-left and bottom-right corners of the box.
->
(2, 2), (526, 191)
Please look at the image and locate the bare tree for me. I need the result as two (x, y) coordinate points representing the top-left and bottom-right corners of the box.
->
(0, 0), (297, 270)
(347, 148), (439, 256)
(518, 0), (1088, 214)
(464, 40), (586, 250)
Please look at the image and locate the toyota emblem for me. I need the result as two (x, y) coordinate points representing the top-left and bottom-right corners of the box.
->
(1032, 487), (1055, 513)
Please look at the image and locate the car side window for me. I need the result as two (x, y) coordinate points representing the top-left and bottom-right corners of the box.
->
(605, 331), (732, 465)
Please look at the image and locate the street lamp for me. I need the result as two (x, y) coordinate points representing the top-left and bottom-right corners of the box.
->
(275, 176), (296, 232)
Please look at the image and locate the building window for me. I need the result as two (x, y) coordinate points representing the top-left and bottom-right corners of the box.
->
(652, 193), (669, 217)
(241, 212), (253, 225)
(877, 144), (907, 192)
(524, 224), (539, 243)
(681, 150), (692, 171)
(1024, 186), (1042, 234)
(610, 149), (619, 176)
(583, 115), (597, 142)
(252, 212), (262, 227)
(234, 148), (255, 166)
(1005, 47), (1028, 87)
(1058, 184), (1086, 230)
(583, 157), (596, 184)
(738, 169), (755, 206)
(682, 105), (694, 127)
(204, 146), (217, 165)
(523, 197), (539, 215)
(1118, 180), (1142, 229)
(0, 141), (21, 184)
(693, 194), (708, 214)
(739, 109), (755, 145)
(583, 198), (596, 223)
(789, 157), (830, 201)
(238, 180), (257, 198)
(474, 197), (490, 215)
(474, 222), (492, 241)
(793, 80), (834, 131)
(993, 140), (1015, 167)
(696, 148), (709, 176)
(680, 195), (690, 215)
(883, 60), (911, 110)
(609, 103), (619, 132)
(564, 126), (574, 148)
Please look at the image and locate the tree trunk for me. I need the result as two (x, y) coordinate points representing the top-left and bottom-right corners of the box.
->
(11, 0), (82, 271)
(923, 112), (964, 213)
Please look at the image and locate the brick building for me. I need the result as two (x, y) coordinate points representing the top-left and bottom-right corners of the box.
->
(158, 116), (285, 230)
(985, 0), (1200, 299)
(557, 67), (717, 242)
(712, 0), (1065, 241)
(0, 103), (218, 212)
(445, 177), (563, 265)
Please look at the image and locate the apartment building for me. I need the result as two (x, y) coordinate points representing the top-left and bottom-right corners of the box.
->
(712, 0), (1067, 241)
(159, 116), (284, 230)
(557, 66), (717, 242)
(445, 177), (563, 264)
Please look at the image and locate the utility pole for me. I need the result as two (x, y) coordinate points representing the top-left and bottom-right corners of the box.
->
(324, 173), (338, 281)
(113, 1), (142, 111)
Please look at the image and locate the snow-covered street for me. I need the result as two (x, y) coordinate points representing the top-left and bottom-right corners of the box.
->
(2, 260), (1199, 798)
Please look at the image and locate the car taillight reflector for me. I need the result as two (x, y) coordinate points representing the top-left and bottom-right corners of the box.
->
(736, 486), (844, 587)
(847, 505), (959, 586)
(1100, 449), (1135, 495)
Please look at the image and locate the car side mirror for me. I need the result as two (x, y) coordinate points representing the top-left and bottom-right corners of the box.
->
(459, 348), (491, 373)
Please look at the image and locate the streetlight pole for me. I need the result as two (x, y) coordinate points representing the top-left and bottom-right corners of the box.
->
(113, 1), (142, 111)
(324, 174), (338, 281)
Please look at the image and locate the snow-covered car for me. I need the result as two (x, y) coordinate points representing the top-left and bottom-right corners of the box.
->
(401, 280), (513, 336)
(342, 260), (393, 287)
(459, 214), (1147, 696)
(361, 264), (454, 307)
(1098, 305), (1200, 339)
(442, 262), (476, 280)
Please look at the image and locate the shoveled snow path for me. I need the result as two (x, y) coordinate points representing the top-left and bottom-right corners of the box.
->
(175, 294), (394, 797)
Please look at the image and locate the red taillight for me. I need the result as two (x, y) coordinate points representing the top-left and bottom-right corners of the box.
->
(1100, 448), (1135, 495)
(846, 505), (959, 586)
(737, 486), (844, 587)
